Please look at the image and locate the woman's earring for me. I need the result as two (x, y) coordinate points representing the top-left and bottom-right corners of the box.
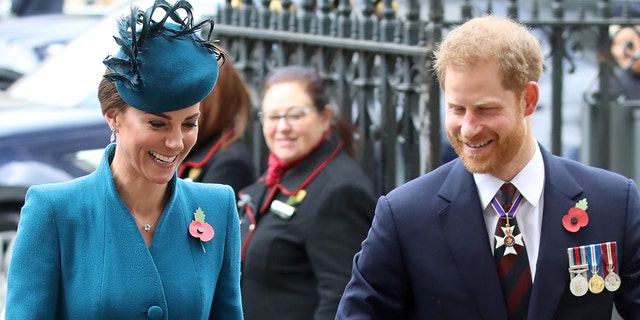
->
(110, 127), (116, 143)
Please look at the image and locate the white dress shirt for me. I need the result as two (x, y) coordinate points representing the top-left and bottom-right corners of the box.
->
(474, 144), (545, 281)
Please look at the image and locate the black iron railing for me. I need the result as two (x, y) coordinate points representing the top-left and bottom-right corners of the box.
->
(209, 0), (640, 195)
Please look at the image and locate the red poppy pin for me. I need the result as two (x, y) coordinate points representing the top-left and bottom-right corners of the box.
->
(189, 207), (214, 252)
(562, 198), (589, 232)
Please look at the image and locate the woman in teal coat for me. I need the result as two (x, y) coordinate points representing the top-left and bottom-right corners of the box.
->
(5, 1), (243, 319)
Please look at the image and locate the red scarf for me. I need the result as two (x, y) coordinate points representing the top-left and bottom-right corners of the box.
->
(265, 153), (293, 187)
(265, 129), (331, 188)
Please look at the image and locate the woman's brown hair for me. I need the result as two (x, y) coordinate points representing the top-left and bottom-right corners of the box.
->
(195, 58), (251, 150)
(98, 75), (127, 115)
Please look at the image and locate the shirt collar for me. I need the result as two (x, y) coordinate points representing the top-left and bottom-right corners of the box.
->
(474, 144), (545, 209)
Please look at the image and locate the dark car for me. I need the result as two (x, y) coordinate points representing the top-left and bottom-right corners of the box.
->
(0, 104), (107, 183)
(0, 7), (121, 227)
(0, 103), (107, 229)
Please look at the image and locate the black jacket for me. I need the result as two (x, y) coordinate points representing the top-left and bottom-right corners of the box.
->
(238, 133), (376, 320)
(179, 133), (255, 195)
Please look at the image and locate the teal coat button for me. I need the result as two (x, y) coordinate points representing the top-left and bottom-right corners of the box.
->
(147, 305), (163, 319)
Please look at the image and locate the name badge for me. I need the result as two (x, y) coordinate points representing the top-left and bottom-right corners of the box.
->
(270, 200), (295, 219)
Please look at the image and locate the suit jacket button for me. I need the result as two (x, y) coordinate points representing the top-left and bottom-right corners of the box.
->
(147, 305), (163, 319)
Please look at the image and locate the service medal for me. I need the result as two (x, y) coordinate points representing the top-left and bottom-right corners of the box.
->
(494, 224), (524, 256)
(567, 246), (589, 297)
(570, 274), (589, 296)
(605, 272), (621, 291)
(588, 274), (605, 294)
(491, 193), (525, 256)
(587, 244), (604, 294)
(603, 241), (621, 292)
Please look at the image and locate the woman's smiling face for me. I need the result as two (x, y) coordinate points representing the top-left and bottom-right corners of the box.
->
(261, 81), (331, 163)
(108, 103), (201, 185)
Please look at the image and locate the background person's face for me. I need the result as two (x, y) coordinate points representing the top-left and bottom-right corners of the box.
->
(261, 82), (330, 163)
(611, 27), (640, 72)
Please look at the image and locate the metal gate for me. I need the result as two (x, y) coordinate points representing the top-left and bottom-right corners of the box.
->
(210, 0), (640, 195)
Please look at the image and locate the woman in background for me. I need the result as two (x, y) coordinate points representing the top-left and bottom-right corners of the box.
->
(237, 65), (376, 320)
(179, 57), (255, 194)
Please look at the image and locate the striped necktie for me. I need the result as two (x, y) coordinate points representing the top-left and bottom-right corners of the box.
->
(494, 183), (532, 319)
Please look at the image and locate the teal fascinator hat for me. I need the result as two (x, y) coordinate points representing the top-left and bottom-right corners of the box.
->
(103, 0), (222, 113)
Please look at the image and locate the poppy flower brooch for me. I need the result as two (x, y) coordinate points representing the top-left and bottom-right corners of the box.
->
(189, 207), (214, 252)
(562, 198), (589, 233)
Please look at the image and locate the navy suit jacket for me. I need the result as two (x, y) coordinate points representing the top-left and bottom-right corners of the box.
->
(337, 146), (640, 319)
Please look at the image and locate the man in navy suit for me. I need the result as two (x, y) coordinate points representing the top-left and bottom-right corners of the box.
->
(336, 15), (640, 319)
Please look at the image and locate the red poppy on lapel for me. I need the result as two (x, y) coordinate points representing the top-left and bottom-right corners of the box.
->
(189, 207), (214, 252)
(562, 198), (589, 232)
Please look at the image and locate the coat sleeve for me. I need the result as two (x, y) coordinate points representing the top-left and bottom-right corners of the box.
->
(306, 184), (375, 320)
(5, 187), (61, 320)
(614, 178), (640, 318)
(335, 194), (410, 320)
(209, 185), (244, 320)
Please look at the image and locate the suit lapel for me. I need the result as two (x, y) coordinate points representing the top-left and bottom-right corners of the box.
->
(436, 148), (591, 318)
(528, 148), (585, 319)
(438, 160), (508, 320)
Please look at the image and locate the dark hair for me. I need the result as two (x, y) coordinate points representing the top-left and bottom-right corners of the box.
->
(195, 57), (251, 150)
(262, 65), (359, 158)
(98, 75), (128, 115)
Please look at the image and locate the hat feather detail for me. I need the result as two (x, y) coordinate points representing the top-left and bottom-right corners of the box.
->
(102, 0), (223, 94)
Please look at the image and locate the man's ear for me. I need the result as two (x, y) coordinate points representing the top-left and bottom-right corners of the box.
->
(523, 81), (539, 117)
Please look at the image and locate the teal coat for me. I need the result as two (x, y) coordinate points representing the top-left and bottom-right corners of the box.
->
(6, 143), (243, 320)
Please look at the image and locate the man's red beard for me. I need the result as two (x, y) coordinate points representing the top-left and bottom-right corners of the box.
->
(446, 122), (525, 174)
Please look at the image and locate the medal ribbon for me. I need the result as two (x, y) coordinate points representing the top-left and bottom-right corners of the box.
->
(572, 246), (580, 266)
(580, 245), (588, 275)
(572, 246), (588, 278)
(567, 247), (577, 278)
(567, 247), (575, 267)
(490, 193), (524, 219)
(587, 244), (602, 278)
(603, 241), (618, 276)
